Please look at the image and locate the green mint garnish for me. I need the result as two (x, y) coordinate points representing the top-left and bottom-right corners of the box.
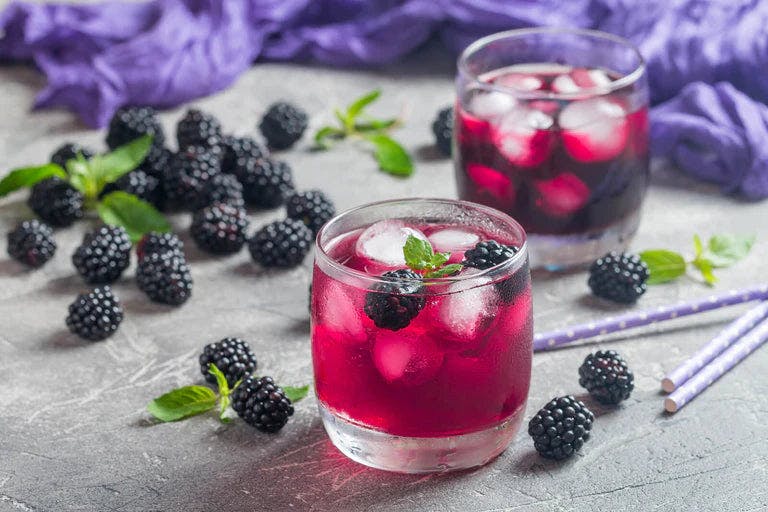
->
(402, 235), (463, 278)
(0, 163), (67, 196)
(640, 234), (755, 287)
(97, 191), (171, 243)
(283, 384), (310, 403)
(313, 89), (413, 176)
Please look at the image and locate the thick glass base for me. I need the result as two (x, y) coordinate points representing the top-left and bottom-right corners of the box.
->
(319, 402), (525, 473)
(527, 210), (641, 270)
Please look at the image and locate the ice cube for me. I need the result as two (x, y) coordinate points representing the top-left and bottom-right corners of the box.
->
(552, 69), (612, 94)
(533, 173), (590, 217)
(493, 106), (554, 168)
(316, 279), (367, 342)
(551, 74), (580, 94)
(495, 73), (544, 92)
(372, 331), (444, 386)
(559, 97), (629, 162)
(355, 220), (428, 271)
(439, 274), (496, 343)
(428, 229), (480, 255)
(468, 90), (516, 120)
(466, 163), (515, 201)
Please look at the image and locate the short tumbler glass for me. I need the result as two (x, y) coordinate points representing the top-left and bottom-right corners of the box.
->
(311, 198), (532, 473)
(454, 28), (649, 269)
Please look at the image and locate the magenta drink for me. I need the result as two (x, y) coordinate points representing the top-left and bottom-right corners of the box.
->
(311, 199), (532, 473)
(455, 28), (649, 269)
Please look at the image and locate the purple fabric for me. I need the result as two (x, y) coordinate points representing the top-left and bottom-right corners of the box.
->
(2, 0), (768, 198)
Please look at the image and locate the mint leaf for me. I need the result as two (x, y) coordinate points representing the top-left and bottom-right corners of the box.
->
(354, 118), (399, 133)
(346, 90), (381, 120)
(98, 191), (170, 243)
(284, 385), (310, 403)
(147, 385), (217, 422)
(693, 257), (717, 286)
(366, 134), (413, 176)
(314, 126), (345, 150)
(0, 164), (67, 197)
(93, 135), (153, 185)
(706, 235), (755, 267)
(693, 234), (704, 257)
(425, 264), (463, 278)
(640, 249), (687, 284)
(207, 364), (232, 423)
(403, 235), (435, 270)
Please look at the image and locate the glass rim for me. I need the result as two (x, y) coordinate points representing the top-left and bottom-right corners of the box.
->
(457, 27), (646, 101)
(315, 197), (528, 287)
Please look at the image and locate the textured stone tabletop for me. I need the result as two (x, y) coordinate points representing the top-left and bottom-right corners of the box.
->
(1, 42), (767, 512)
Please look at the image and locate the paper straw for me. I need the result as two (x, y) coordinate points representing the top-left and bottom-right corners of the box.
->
(533, 284), (768, 352)
(661, 301), (768, 392)
(664, 316), (768, 413)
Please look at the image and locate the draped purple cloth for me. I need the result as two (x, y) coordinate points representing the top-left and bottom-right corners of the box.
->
(2, 0), (768, 198)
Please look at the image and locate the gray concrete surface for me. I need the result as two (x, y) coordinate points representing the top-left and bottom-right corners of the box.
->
(1, 42), (767, 512)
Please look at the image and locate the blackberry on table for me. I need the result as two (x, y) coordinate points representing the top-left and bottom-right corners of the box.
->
(259, 102), (308, 150)
(191, 203), (249, 254)
(579, 350), (634, 404)
(136, 251), (193, 306)
(136, 231), (184, 261)
(66, 286), (123, 341)
(221, 135), (267, 174)
(463, 240), (519, 270)
(432, 106), (453, 157)
(177, 108), (223, 150)
(106, 106), (165, 150)
(248, 219), (312, 268)
(164, 146), (221, 210)
(286, 189), (335, 235)
(193, 172), (244, 211)
(72, 225), (132, 284)
(50, 142), (94, 169)
(103, 170), (163, 207)
(235, 157), (294, 209)
(364, 269), (425, 331)
(231, 376), (295, 433)
(528, 396), (594, 460)
(6, 220), (56, 268)
(588, 251), (649, 304)
(27, 177), (84, 227)
(136, 145), (172, 181)
(199, 337), (257, 387)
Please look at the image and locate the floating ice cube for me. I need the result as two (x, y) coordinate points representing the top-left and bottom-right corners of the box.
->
(428, 229), (480, 255)
(495, 73), (544, 92)
(355, 220), (428, 270)
(559, 97), (629, 162)
(552, 69), (612, 94)
(468, 90), (516, 120)
(372, 331), (444, 386)
(493, 106), (554, 168)
(551, 74), (580, 94)
(534, 173), (590, 217)
(466, 163), (515, 201)
(316, 279), (367, 342)
(439, 273), (496, 343)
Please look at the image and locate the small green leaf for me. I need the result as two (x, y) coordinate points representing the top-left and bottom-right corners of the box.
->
(354, 118), (399, 133)
(693, 234), (704, 258)
(0, 164), (66, 197)
(425, 264), (463, 278)
(95, 135), (153, 184)
(284, 385), (310, 403)
(706, 235), (755, 268)
(207, 364), (232, 423)
(346, 90), (381, 120)
(693, 257), (717, 286)
(640, 249), (687, 285)
(365, 134), (413, 176)
(313, 126), (346, 150)
(403, 235), (435, 270)
(97, 191), (170, 242)
(147, 385), (217, 422)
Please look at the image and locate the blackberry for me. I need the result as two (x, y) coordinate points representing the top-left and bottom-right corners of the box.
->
(364, 269), (425, 331)
(193, 172), (244, 211)
(588, 251), (648, 304)
(231, 376), (295, 433)
(106, 106), (165, 150)
(528, 396), (594, 460)
(6, 220), (56, 268)
(235, 157), (294, 209)
(164, 146), (221, 210)
(286, 189), (336, 235)
(177, 109), (222, 150)
(463, 240), (519, 270)
(103, 170), (162, 207)
(50, 142), (94, 169)
(136, 232), (184, 260)
(65, 286), (123, 341)
(136, 251), (193, 305)
(199, 337), (257, 387)
(27, 177), (84, 227)
(221, 135), (267, 174)
(248, 219), (313, 268)
(136, 145), (172, 181)
(72, 225), (132, 284)
(190, 203), (249, 254)
(259, 102), (308, 150)
(431, 106), (453, 157)
(578, 350), (634, 404)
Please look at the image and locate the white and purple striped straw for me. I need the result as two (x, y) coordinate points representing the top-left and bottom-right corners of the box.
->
(661, 301), (768, 392)
(533, 284), (768, 352)
(664, 315), (768, 413)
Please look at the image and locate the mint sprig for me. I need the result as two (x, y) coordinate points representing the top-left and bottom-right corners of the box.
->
(313, 90), (413, 176)
(0, 135), (168, 241)
(403, 235), (463, 278)
(640, 234), (755, 286)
